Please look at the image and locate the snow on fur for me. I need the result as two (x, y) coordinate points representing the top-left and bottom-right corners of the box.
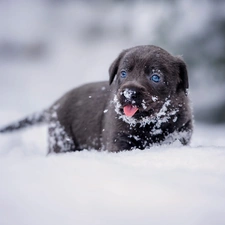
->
(113, 95), (178, 130)
(48, 105), (75, 153)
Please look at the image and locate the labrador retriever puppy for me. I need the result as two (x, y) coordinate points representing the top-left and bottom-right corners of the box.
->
(0, 45), (193, 153)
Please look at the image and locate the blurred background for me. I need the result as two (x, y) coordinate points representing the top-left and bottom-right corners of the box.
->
(0, 0), (225, 125)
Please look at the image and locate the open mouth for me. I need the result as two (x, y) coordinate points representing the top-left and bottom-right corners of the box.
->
(123, 104), (139, 117)
(114, 94), (156, 119)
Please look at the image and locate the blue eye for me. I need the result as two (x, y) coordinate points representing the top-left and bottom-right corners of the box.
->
(151, 74), (160, 83)
(120, 70), (127, 78)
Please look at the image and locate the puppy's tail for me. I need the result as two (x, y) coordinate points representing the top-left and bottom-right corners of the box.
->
(0, 110), (49, 133)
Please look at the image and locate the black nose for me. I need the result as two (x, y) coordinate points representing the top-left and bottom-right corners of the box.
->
(122, 88), (137, 100)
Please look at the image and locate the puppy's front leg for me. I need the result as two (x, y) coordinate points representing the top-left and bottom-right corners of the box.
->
(47, 112), (75, 154)
(110, 132), (143, 152)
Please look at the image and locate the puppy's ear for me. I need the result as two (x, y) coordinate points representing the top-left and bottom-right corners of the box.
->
(109, 50), (127, 85)
(176, 57), (189, 95)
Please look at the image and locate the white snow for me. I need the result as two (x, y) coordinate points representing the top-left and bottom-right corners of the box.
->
(152, 96), (158, 102)
(141, 100), (147, 110)
(0, 123), (225, 225)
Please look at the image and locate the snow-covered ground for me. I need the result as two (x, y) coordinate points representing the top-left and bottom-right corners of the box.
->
(0, 123), (225, 225)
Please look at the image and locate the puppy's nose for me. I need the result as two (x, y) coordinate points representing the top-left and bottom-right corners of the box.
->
(123, 88), (137, 100)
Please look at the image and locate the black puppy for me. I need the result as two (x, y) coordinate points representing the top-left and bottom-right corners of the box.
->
(0, 45), (193, 153)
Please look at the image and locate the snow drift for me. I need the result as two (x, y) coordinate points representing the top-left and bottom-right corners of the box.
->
(0, 123), (225, 225)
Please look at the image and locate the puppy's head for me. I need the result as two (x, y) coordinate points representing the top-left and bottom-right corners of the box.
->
(109, 45), (189, 120)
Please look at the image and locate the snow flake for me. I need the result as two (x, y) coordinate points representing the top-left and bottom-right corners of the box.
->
(152, 96), (158, 102)
(142, 100), (147, 109)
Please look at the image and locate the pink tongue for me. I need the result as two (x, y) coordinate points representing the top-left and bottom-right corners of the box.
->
(123, 105), (139, 117)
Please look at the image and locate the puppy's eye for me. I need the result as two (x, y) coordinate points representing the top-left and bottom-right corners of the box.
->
(120, 70), (127, 78)
(151, 74), (160, 83)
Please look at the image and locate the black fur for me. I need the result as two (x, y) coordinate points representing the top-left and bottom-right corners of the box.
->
(0, 45), (193, 153)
